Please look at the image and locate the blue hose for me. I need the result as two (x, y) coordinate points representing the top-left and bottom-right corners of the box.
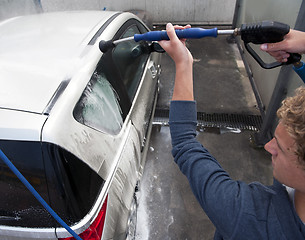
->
(0, 149), (83, 240)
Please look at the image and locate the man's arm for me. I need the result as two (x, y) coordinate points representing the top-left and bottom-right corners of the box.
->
(158, 23), (194, 101)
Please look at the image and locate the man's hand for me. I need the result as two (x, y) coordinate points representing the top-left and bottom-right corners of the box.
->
(260, 29), (305, 62)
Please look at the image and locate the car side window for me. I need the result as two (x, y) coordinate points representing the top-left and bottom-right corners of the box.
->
(74, 20), (150, 135)
(112, 24), (150, 101)
(73, 71), (123, 135)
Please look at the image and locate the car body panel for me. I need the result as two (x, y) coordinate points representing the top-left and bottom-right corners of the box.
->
(0, 11), (119, 114)
(0, 109), (47, 141)
(0, 10), (161, 240)
(44, 15), (161, 239)
(0, 227), (57, 240)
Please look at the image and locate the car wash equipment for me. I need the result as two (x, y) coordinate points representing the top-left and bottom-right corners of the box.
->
(99, 20), (301, 69)
(99, 27), (232, 53)
(0, 149), (83, 240)
(239, 21), (301, 69)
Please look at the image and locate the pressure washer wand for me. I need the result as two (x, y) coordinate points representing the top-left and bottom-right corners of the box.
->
(99, 21), (302, 70)
(99, 28), (236, 53)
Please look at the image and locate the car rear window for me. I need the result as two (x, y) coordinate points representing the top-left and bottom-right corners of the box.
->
(0, 140), (105, 227)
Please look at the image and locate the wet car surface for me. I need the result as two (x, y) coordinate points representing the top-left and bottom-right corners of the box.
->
(0, 11), (161, 240)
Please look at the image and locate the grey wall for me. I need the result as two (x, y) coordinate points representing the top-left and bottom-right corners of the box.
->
(235, 0), (303, 110)
(0, 0), (236, 24)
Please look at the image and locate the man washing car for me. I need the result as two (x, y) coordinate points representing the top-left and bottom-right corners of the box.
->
(159, 22), (305, 239)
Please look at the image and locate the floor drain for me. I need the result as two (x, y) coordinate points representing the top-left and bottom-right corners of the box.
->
(153, 108), (262, 131)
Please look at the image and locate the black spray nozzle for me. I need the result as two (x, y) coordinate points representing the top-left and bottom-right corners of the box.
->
(99, 40), (115, 53)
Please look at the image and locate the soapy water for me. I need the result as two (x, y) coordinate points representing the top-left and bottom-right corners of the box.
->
(135, 173), (176, 240)
(135, 139), (176, 240)
(75, 73), (123, 135)
(134, 188), (150, 240)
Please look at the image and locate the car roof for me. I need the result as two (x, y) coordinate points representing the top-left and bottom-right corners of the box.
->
(0, 11), (120, 114)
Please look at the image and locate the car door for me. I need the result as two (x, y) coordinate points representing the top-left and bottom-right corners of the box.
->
(111, 19), (161, 162)
(71, 18), (161, 239)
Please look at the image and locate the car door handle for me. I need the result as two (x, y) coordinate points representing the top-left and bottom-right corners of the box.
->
(149, 62), (157, 79)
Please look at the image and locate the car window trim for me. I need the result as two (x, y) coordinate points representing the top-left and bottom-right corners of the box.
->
(43, 79), (70, 115)
(88, 12), (122, 45)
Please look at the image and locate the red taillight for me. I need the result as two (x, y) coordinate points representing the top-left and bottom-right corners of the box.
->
(59, 196), (108, 240)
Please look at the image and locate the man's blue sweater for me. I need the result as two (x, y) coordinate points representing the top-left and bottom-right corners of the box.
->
(169, 101), (305, 239)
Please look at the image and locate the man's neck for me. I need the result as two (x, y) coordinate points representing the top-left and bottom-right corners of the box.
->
(295, 190), (305, 223)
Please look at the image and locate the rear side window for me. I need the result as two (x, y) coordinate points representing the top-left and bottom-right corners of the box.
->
(73, 71), (123, 135)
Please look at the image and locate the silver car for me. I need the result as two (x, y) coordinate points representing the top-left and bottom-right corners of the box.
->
(0, 11), (161, 240)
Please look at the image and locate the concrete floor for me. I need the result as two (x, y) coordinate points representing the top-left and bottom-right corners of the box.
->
(136, 26), (273, 240)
